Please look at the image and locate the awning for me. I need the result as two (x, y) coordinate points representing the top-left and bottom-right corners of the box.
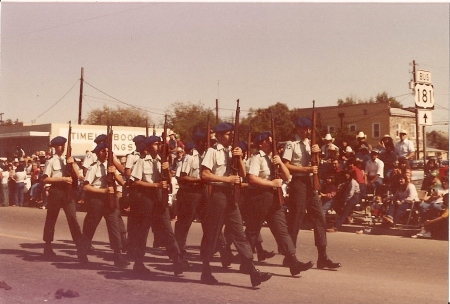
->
(0, 131), (50, 139)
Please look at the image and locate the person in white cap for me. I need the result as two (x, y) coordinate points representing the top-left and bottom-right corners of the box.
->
(394, 130), (415, 160)
(354, 131), (372, 152)
(321, 134), (339, 160)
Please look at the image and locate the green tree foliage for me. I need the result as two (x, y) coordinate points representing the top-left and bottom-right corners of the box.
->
(0, 118), (24, 126)
(84, 105), (151, 127)
(240, 103), (296, 143)
(337, 91), (402, 108)
(427, 130), (449, 151)
(166, 102), (215, 143)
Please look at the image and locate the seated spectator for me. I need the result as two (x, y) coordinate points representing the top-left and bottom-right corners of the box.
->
(355, 146), (370, 171)
(354, 132), (372, 152)
(338, 141), (350, 162)
(383, 173), (419, 225)
(320, 175), (338, 216)
(379, 142), (398, 184)
(347, 158), (366, 199)
(321, 134), (339, 159)
(417, 176), (448, 226)
(327, 169), (360, 232)
(365, 149), (384, 196)
(413, 193), (448, 239)
(29, 162), (41, 204)
(341, 146), (355, 169)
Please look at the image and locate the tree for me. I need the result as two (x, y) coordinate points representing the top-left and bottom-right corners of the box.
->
(0, 118), (23, 126)
(241, 103), (296, 143)
(337, 92), (403, 108)
(166, 102), (215, 143)
(84, 105), (151, 127)
(427, 130), (449, 151)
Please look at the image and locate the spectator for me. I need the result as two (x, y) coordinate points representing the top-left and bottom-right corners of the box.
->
(170, 147), (185, 176)
(15, 145), (25, 159)
(379, 142), (398, 184)
(28, 162), (41, 204)
(320, 175), (338, 216)
(327, 169), (361, 232)
(168, 132), (178, 153)
(354, 132), (372, 152)
(365, 149), (384, 196)
(347, 158), (366, 198)
(377, 134), (394, 154)
(176, 134), (185, 150)
(1, 165), (10, 207)
(355, 146), (370, 170)
(339, 141), (350, 162)
(13, 164), (27, 207)
(341, 146), (355, 169)
(417, 176), (448, 225)
(383, 173), (418, 226)
(395, 130), (415, 161)
(414, 193), (449, 239)
(321, 134), (339, 159)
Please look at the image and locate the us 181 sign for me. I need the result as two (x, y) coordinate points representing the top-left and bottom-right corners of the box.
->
(414, 83), (434, 109)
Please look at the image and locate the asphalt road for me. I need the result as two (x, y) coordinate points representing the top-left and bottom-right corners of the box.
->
(0, 207), (448, 304)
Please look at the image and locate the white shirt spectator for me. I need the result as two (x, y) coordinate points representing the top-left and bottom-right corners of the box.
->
(365, 158), (384, 179)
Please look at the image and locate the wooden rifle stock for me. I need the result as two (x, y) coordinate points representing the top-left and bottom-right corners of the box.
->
(231, 99), (241, 204)
(65, 121), (78, 198)
(106, 124), (117, 209)
(247, 126), (251, 160)
(271, 111), (285, 205)
(161, 115), (171, 207)
(311, 100), (321, 192)
(206, 114), (211, 149)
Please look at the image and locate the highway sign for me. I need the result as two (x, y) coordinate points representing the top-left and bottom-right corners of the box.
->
(415, 70), (432, 84)
(417, 109), (433, 126)
(414, 83), (434, 109)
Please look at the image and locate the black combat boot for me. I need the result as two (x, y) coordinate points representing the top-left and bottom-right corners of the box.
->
(200, 263), (219, 285)
(285, 254), (314, 276)
(242, 258), (272, 287)
(317, 256), (342, 269)
(43, 242), (56, 258)
(219, 245), (233, 268)
(113, 252), (130, 268)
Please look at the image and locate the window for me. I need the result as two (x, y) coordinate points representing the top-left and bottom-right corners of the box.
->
(372, 123), (380, 138)
(410, 124), (422, 139)
(349, 124), (356, 132)
(327, 126), (335, 133)
(395, 123), (401, 138)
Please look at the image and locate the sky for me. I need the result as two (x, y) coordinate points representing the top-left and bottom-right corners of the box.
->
(1, 2), (449, 131)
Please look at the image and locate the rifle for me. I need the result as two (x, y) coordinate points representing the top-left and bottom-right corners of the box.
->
(106, 123), (117, 209)
(206, 113), (211, 150)
(65, 121), (78, 198)
(247, 126), (251, 160)
(271, 111), (285, 206)
(311, 100), (321, 192)
(146, 119), (149, 137)
(231, 99), (241, 204)
(161, 115), (171, 207)
(153, 124), (156, 136)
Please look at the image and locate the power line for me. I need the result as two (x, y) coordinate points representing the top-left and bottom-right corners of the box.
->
(33, 79), (79, 121)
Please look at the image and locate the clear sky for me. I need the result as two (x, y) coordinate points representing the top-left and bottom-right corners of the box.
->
(1, 2), (448, 131)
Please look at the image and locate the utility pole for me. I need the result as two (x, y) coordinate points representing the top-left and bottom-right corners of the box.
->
(78, 67), (84, 125)
(412, 60), (420, 161)
(215, 99), (219, 125)
(0, 113), (4, 124)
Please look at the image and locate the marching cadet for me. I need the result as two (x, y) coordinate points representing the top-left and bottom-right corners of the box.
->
(282, 117), (341, 269)
(174, 139), (204, 263)
(42, 136), (88, 262)
(82, 142), (129, 268)
(199, 122), (272, 287)
(245, 131), (314, 275)
(128, 136), (186, 275)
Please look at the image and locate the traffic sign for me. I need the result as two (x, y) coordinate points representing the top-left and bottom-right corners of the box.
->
(415, 70), (432, 84)
(414, 83), (434, 109)
(417, 109), (433, 126)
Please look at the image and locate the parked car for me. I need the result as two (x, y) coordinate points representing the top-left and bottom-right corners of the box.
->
(410, 159), (424, 169)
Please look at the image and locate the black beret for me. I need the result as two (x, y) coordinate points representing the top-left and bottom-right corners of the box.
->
(253, 131), (271, 146)
(94, 134), (107, 144)
(295, 117), (312, 128)
(50, 136), (67, 146)
(238, 140), (247, 153)
(92, 142), (108, 153)
(133, 135), (146, 144)
(185, 142), (196, 151)
(136, 141), (148, 153)
(146, 135), (162, 144)
(213, 122), (234, 133)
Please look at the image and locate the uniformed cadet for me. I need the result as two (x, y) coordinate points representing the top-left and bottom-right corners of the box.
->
(282, 117), (341, 269)
(174, 140), (205, 262)
(199, 122), (272, 287)
(81, 134), (106, 176)
(82, 142), (129, 268)
(91, 134), (128, 249)
(246, 131), (314, 275)
(42, 136), (88, 262)
(128, 135), (186, 275)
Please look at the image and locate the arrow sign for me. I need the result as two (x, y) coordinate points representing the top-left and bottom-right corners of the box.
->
(417, 109), (433, 126)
